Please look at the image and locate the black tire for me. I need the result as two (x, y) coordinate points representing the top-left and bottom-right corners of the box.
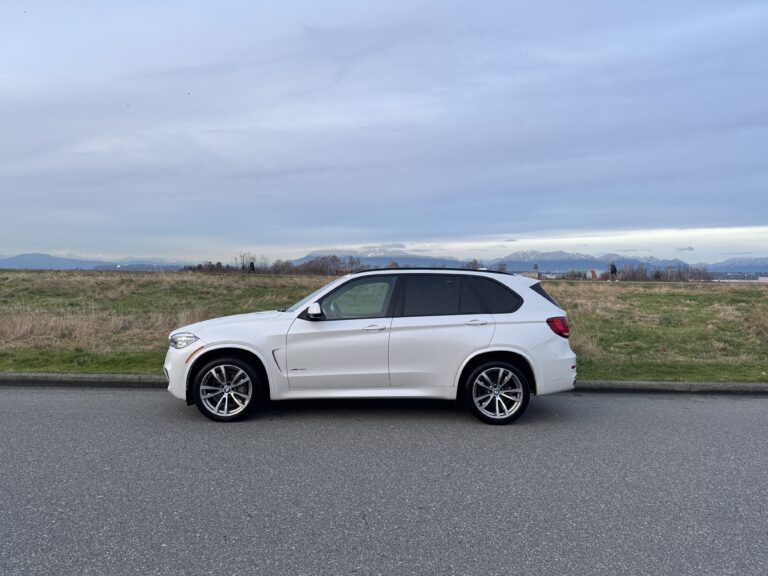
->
(464, 361), (530, 425)
(192, 357), (261, 422)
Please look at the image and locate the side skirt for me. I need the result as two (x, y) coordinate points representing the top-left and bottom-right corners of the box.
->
(272, 386), (458, 401)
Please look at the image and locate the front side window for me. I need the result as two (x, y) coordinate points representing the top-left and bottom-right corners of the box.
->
(285, 277), (346, 313)
(320, 277), (396, 320)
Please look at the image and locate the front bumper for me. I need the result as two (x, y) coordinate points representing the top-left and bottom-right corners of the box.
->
(164, 340), (207, 401)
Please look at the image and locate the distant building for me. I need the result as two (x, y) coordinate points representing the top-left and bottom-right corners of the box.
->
(759, 277), (768, 283)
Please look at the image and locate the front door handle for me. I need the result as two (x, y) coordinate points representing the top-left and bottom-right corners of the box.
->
(363, 325), (386, 331)
(465, 319), (488, 326)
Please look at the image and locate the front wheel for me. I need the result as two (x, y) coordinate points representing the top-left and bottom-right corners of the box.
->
(193, 358), (260, 422)
(464, 362), (530, 425)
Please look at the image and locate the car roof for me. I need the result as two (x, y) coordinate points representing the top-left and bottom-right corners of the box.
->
(348, 268), (539, 286)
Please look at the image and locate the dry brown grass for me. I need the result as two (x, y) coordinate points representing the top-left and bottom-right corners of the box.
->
(545, 280), (768, 380)
(0, 271), (330, 371)
(0, 306), (211, 352)
(1, 270), (766, 379)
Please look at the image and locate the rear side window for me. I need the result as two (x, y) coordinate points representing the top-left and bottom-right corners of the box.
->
(398, 274), (522, 316)
(531, 282), (560, 307)
(402, 275), (459, 316)
(459, 278), (485, 314)
(471, 277), (523, 314)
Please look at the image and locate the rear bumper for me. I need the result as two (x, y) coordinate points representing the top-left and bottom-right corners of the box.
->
(536, 352), (577, 395)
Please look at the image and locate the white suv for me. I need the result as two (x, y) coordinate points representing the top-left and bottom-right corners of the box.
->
(164, 269), (576, 424)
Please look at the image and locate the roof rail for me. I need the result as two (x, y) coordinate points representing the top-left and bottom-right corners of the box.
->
(349, 267), (516, 276)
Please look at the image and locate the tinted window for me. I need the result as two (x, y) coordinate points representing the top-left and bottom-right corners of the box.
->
(402, 275), (459, 316)
(320, 277), (396, 319)
(459, 277), (485, 314)
(473, 277), (523, 314)
(531, 282), (560, 307)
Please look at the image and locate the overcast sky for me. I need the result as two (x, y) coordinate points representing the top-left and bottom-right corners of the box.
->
(1, 0), (766, 263)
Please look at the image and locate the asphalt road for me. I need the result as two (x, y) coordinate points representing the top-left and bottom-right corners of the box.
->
(0, 388), (766, 576)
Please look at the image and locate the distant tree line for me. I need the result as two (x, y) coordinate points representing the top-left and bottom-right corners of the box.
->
(183, 253), (516, 276)
(183, 254), (711, 282)
(183, 254), (371, 276)
(462, 259), (508, 272)
(563, 264), (712, 282)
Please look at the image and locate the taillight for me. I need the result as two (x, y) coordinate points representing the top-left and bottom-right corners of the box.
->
(547, 316), (570, 338)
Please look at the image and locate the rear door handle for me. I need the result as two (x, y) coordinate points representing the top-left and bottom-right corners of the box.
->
(363, 325), (387, 331)
(465, 319), (488, 326)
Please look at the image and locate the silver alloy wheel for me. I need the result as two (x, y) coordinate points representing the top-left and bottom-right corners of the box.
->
(472, 367), (524, 420)
(199, 364), (253, 417)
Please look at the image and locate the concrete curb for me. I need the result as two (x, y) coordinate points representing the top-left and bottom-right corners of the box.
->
(574, 380), (768, 394)
(0, 372), (166, 388)
(0, 372), (767, 394)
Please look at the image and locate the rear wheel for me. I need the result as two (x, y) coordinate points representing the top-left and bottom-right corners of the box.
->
(464, 361), (530, 424)
(193, 357), (260, 422)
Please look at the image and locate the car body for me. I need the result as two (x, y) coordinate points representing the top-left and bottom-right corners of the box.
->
(164, 269), (576, 424)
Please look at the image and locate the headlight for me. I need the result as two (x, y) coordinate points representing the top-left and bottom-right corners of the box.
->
(169, 332), (199, 349)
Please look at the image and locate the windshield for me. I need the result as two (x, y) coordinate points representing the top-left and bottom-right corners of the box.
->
(283, 277), (347, 312)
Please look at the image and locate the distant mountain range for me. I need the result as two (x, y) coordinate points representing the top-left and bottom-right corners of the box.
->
(291, 249), (768, 273)
(1, 251), (767, 273)
(0, 253), (189, 271)
(495, 251), (768, 274)
(292, 249), (464, 269)
(493, 251), (693, 272)
(709, 257), (768, 273)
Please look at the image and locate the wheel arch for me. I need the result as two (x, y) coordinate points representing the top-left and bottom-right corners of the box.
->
(455, 348), (538, 398)
(185, 345), (271, 405)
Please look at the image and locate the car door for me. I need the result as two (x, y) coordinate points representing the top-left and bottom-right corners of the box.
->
(286, 275), (397, 389)
(388, 274), (495, 388)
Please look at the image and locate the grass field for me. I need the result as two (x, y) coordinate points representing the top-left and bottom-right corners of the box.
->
(546, 281), (768, 382)
(0, 270), (766, 382)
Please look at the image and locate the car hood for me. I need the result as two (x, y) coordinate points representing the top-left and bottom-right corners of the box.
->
(172, 310), (284, 337)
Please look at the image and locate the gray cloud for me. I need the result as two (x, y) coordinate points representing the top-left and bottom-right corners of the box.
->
(1, 1), (767, 260)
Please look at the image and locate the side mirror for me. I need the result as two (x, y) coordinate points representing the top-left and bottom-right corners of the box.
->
(307, 302), (323, 319)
